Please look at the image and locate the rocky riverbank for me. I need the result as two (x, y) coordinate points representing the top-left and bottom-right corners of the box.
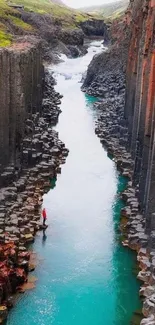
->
(0, 66), (69, 323)
(82, 1), (155, 323)
(83, 76), (155, 325)
(93, 97), (153, 325)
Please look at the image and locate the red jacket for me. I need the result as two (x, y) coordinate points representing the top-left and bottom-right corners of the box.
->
(42, 208), (47, 220)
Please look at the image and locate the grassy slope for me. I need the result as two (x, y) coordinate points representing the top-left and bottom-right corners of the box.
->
(0, 0), (100, 47)
(80, 0), (128, 19)
(8, 0), (88, 20)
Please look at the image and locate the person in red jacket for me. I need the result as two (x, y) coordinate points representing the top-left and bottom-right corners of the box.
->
(42, 208), (47, 226)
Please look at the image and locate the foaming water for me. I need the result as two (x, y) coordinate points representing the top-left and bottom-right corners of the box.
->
(6, 41), (141, 325)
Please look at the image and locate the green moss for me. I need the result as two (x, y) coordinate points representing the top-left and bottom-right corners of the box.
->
(74, 13), (90, 23)
(37, 9), (46, 14)
(9, 15), (33, 31)
(0, 0), (17, 19)
(0, 0), (33, 44)
(0, 30), (12, 47)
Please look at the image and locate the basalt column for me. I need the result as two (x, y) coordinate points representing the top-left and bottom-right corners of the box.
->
(143, 49), (155, 242)
(0, 39), (44, 185)
(0, 50), (10, 171)
(125, 0), (155, 245)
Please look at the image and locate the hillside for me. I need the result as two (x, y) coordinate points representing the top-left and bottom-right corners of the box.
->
(0, 0), (102, 47)
(80, 0), (129, 19)
(50, 0), (65, 4)
(6, 0), (91, 25)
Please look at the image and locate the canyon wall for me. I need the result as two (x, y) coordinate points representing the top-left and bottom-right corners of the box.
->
(84, 0), (155, 246)
(80, 19), (109, 40)
(0, 38), (44, 186)
(124, 0), (155, 244)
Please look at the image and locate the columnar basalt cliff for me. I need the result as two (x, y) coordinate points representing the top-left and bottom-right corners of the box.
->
(0, 37), (43, 181)
(125, 0), (155, 239)
(83, 0), (155, 323)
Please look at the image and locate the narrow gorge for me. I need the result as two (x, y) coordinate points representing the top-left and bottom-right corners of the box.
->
(0, 0), (155, 325)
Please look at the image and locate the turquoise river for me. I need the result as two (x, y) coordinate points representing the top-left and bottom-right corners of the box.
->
(6, 41), (141, 325)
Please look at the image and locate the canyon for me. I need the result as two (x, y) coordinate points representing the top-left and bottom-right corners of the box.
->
(0, 0), (155, 324)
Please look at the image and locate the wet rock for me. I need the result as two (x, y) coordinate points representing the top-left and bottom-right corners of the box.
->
(141, 314), (155, 325)
(140, 286), (155, 298)
(137, 270), (151, 283)
(0, 305), (8, 322)
(143, 295), (155, 317)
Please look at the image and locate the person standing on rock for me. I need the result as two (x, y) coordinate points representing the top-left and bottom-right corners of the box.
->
(42, 208), (47, 226)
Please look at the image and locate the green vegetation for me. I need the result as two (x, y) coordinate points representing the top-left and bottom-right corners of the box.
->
(0, 30), (12, 46)
(0, 0), (15, 46)
(0, 0), (18, 33)
(80, 0), (128, 20)
(7, 0), (97, 26)
(0, 0), (33, 46)
(9, 15), (33, 30)
(0, 0), (16, 18)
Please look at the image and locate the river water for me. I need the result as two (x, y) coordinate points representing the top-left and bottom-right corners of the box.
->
(6, 41), (141, 325)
